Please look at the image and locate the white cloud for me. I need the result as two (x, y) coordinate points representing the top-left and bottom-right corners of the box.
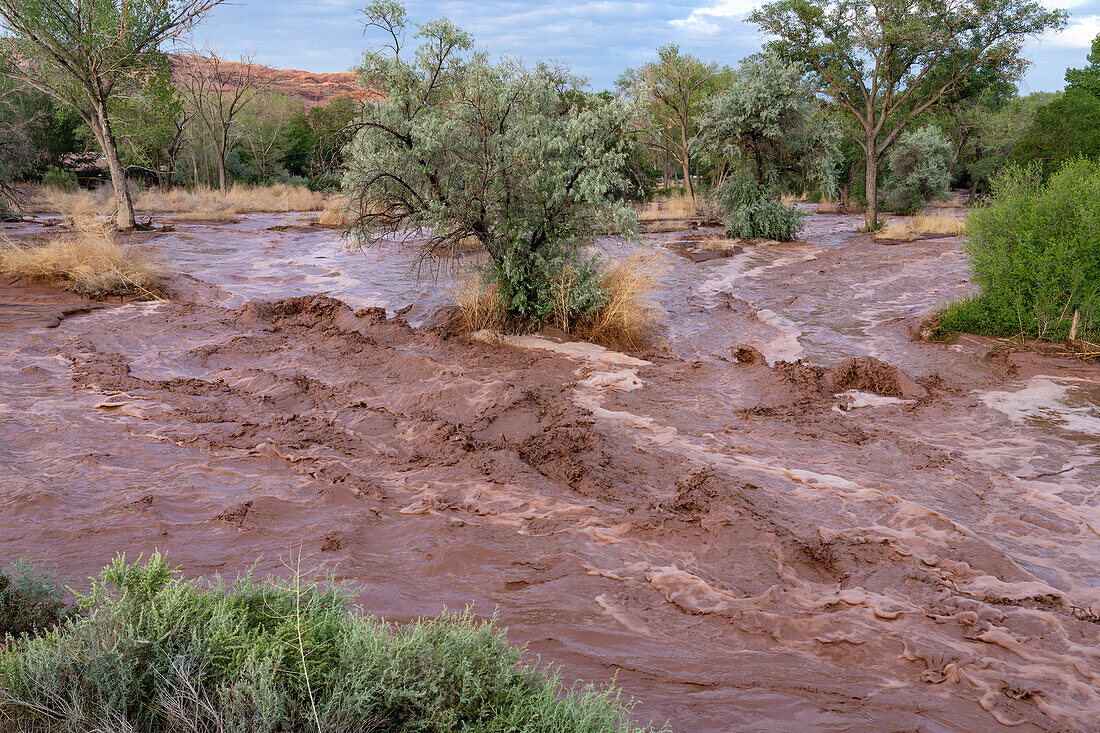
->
(670, 0), (762, 35)
(1041, 14), (1100, 48)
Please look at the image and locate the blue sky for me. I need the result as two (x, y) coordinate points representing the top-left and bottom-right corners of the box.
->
(191, 0), (1100, 92)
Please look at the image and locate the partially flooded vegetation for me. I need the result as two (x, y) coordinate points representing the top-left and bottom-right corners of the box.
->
(2, 0), (1100, 730)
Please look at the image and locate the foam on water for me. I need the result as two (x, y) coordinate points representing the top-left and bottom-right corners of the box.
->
(982, 376), (1100, 439)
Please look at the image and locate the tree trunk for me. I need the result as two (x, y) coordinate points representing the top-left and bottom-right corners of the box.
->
(93, 101), (136, 230)
(216, 150), (228, 191)
(679, 123), (694, 204)
(864, 146), (879, 231)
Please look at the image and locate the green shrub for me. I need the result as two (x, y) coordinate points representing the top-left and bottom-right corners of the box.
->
(40, 166), (77, 191)
(883, 126), (954, 214)
(0, 561), (69, 642)
(940, 158), (1100, 341)
(712, 175), (805, 240)
(0, 553), (653, 733)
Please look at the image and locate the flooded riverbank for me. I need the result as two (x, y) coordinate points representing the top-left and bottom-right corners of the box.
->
(2, 212), (1098, 731)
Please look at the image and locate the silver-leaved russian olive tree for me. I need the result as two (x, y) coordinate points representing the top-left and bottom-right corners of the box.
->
(343, 1), (637, 324)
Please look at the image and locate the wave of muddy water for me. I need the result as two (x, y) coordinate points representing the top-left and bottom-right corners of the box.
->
(3, 213), (1100, 731)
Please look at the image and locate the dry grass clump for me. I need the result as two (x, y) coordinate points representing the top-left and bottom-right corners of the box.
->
(699, 235), (743, 254)
(637, 191), (698, 221)
(0, 224), (163, 298)
(451, 255), (663, 350)
(877, 212), (966, 241)
(450, 276), (504, 333)
(316, 196), (353, 228)
(571, 254), (663, 350)
(22, 183), (326, 217)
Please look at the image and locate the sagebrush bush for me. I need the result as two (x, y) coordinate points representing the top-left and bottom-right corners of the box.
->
(883, 126), (954, 214)
(940, 159), (1100, 341)
(0, 561), (69, 642)
(712, 175), (805, 241)
(0, 553), (653, 733)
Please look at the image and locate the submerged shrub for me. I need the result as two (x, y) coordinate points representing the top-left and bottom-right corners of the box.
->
(0, 553), (653, 733)
(940, 159), (1100, 341)
(712, 175), (805, 241)
(883, 126), (954, 215)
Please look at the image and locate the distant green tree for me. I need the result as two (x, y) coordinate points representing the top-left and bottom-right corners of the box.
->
(344, 0), (635, 323)
(696, 52), (839, 239)
(1065, 33), (1100, 98)
(1012, 35), (1100, 175)
(239, 90), (303, 181)
(111, 54), (190, 188)
(0, 0), (227, 228)
(618, 46), (727, 203)
(884, 126), (955, 213)
(751, 0), (1065, 230)
(967, 92), (1053, 192)
(282, 95), (360, 181)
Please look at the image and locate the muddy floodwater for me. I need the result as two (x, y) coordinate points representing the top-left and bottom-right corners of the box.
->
(3, 212), (1100, 731)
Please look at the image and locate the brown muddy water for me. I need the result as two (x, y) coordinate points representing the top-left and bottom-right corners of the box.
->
(2, 212), (1100, 731)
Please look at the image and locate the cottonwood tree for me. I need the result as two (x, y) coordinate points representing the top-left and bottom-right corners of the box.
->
(619, 45), (725, 203)
(344, 0), (635, 322)
(179, 48), (270, 190)
(113, 54), (190, 188)
(240, 90), (302, 181)
(0, 0), (226, 229)
(751, 0), (1065, 228)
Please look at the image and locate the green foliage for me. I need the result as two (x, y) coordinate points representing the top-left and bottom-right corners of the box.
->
(0, 560), (68, 641)
(1065, 33), (1100, 98)
(713, 174), (805, 240)
(344, 1), (636, 326)
(617, 46), (729, 199)
(941, 159), (1100, 341)
(883, 126), (954, 214)
(1012, 90), (1100, 177)
(39, 166), (76, 190)
(751, 0), (1065, 227)
(695, 51), (839, 198)
(0, 553), (651, 732)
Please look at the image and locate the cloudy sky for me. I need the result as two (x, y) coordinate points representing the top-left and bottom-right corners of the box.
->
(191, 0), (1100, 92)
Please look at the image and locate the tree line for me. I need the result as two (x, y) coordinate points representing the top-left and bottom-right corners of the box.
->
(0, 0), (1093, 247)
(0, 0), (358, 227)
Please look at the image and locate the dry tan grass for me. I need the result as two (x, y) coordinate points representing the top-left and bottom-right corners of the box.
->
(878, 212), (966, 241)
(450, 276), (504, 333)
(572, 254), (664, 350)
(699, 235), (743, 254)
(166, 209), (242, 223)
(637, 191), (698, 221)
(316, 196), (353, 228)
(0, 224), (164, 298)
(22, 183), (327, 217)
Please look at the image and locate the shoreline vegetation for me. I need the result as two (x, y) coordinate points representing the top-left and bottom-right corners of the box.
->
(0, 554), (656, 732)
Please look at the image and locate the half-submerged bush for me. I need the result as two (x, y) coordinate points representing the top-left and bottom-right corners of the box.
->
(939, 158), (1100, 341)
(0, 553), (652, 733)
(343, 2), (636, 329)
(712, 175), (805, 241)
(883, 126), (954, 215)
